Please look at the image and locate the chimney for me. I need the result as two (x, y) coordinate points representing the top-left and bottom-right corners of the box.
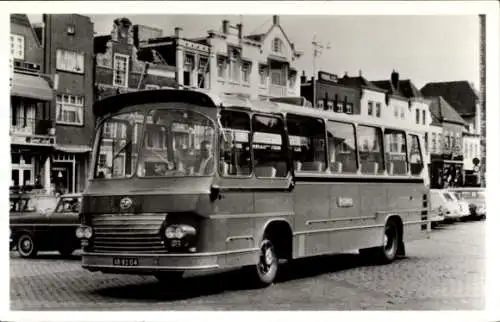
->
(174, 27), (182, 38)
(391, 70), (399, 89)
(358, 70), (362, 77)
(344, 71), (348, 78)
(237, 23), (243, 39)
(273, 15), (280, 25)
(300, 71), (307, 84)
(222, 20), (229, 34)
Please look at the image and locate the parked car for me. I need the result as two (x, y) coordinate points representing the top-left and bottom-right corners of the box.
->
(449, 188), (486, 221)
(430, 189), (467, 222)
(10, 193), (82, 258)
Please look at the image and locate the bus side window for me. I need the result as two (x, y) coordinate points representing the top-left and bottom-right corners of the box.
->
(384, 129), (409, 175)
(357, 125), (385, 175)
(286, 114), (326, 173)
(326, 121), (357, 173)
(219, 110), (252, 176)
(252, 114), (288, 178)
(409, 134), (424, 175)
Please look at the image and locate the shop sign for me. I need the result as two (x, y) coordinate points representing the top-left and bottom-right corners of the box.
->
(11, 134), (55, 146)
(318, 71), (338, 83)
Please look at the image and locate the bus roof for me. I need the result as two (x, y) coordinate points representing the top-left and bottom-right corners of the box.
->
(94, 88), (423, 134)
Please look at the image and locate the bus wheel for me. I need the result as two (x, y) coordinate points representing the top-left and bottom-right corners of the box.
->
(17, 233), (38, 258)
(154, 272), (184, 284)
(253, 237), (278, 287)
(377, 219), (399, 263)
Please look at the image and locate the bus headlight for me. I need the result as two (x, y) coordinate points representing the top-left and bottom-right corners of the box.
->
(76, 226), (93, 239)
(164, 224), (196, 240)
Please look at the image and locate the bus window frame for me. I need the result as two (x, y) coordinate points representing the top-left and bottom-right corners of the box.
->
(408, 132), (425, 176)
(92, 103), (218, 181)
(286, 113), (328, 174)
(218, 109), (253, 179)
(383, 128), (410, 176)
(325, 119), (359, 174)
(251, 112), (292, 181)
(356, 124), (386, 175)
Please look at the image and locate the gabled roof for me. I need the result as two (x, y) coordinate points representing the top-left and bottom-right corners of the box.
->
(244, 21), (299, 56)
(338, 76), (386, 93)
(371, 80), (405, 97)
(428, 96), (467, 126)
(420, 81), (479, 116)
(398, 79), (423, 99)
(10, 14), (42, 47)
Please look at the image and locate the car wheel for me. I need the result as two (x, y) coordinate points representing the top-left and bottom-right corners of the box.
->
(361, 219), (400, 264)
(17, 233), (38, 258)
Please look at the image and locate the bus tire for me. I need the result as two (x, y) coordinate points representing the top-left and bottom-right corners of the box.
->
(154, 271), (184, 284)
(17, 233), (38, 258)
(251, 237), (279, 287)
(361, 219), (400, 264)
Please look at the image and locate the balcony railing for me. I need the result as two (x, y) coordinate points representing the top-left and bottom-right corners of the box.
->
(10, 117), (55, 136)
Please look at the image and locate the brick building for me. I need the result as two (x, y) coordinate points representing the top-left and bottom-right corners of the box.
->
(10, 14), (55, 193)
(93, 17), (177, 101)
(300, 71), (361, 114)
(37, 14), (95, 193)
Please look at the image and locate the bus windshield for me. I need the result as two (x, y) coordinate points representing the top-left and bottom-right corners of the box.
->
(94, 108), (216, 179)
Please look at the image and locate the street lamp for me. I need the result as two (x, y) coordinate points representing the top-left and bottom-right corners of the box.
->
(312, 35), (330, 108)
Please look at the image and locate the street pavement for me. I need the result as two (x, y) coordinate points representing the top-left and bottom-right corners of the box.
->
(10, 220), (485, 310)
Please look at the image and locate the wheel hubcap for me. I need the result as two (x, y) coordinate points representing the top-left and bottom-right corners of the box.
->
(258, 242), (275, 275)
(21, 239), (32, 252)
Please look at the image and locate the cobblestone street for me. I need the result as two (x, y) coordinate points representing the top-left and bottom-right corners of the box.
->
(10, 220), (485, 310)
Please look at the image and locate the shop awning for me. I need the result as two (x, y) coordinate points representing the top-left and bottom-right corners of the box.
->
(10, 73), (53, 101)
(55, 144), (92, 153)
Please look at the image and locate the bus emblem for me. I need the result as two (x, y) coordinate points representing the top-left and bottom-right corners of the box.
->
(120, 197), (133, 210)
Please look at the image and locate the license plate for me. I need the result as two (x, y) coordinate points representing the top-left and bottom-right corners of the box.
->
(112, 257), (139, 267)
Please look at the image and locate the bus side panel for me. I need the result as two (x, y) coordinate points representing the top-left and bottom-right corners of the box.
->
(329, 182), (375, 253)
(293, 182), (330, 257)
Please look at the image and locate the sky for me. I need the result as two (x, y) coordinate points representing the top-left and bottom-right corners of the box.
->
(27, 13), (480, 90)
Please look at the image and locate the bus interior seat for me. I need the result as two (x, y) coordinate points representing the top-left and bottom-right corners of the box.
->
(255, 165), (277, 178)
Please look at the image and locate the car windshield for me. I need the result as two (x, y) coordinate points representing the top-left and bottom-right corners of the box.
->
(55, 197), (81, 213)
(95, 111), (143, 179)
(137, 109), (216, 177)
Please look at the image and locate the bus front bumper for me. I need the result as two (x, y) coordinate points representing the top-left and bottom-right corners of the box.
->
(81, 248), (259, 274)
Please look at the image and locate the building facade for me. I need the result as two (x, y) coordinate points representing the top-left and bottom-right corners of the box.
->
(338, 73), (387, 119)
(38, 14), (95, 194)
(421, 81), (482, 186)
(426, 96), (467, 188)
(139, 15), (302, 99)
(300, 71), (361, 114)
(94, 17), (177, 102)
(372, 71), (432, 165)
(10, 14), (55, 193)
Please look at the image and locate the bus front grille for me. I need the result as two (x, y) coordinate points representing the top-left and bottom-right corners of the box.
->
(91, 213), (167, 253)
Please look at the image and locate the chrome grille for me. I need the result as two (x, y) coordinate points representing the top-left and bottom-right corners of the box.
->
(91, 213), (167, 253)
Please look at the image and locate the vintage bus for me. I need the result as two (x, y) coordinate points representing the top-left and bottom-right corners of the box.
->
(76, 89), (430, 286)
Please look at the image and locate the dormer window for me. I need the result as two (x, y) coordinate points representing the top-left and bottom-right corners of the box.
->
(272, 38), (283, 54)
(67, 24), (76, 35)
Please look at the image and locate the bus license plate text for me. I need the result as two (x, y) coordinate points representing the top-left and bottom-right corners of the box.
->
(112, 257), (139, 267)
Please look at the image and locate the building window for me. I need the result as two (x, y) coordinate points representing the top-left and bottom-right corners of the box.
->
(56, 94), (84, 126)
(368, 101), (373, 116)
(242, 61), (251, 84)
(258, 65), (267, 85)
(10, 34), (24, 60)
(11, 154), (34, 187)
(98, 154), (107, 168)
(217, 56), (227, 79)
(400, 107), (405, 119)
(272, 38), (283, 54)
(394, 106), (399, 118)
(375, 103), (381, 118)
(56, 49), (84, 73)
(422, 110), (426, 125)
(345, 103), (353, 114)
(289, 74), (296, 89)
(113, 53), (129, 87)
(229, 48), (241, 82)
(67, 24), (76, 35)
(416, 109), (420, 124)
(431, 133), (437, 153)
